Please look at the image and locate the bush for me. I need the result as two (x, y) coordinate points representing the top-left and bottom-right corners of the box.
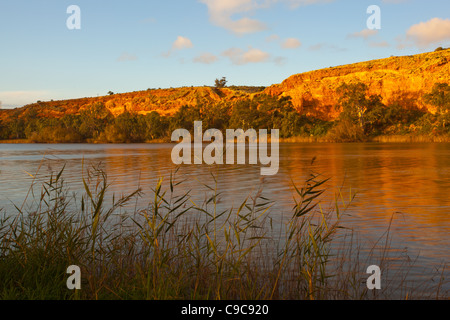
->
(326, 119), (366, 142)
(29, 126), (83, 143)
(99, 112), (146, 143)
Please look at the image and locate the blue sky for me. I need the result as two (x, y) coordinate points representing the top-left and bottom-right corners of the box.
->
(1, 0), (449, 108)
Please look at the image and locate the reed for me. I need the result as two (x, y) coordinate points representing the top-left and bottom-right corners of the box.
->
(0, 164), (446, 300)
(371, 134), (450, 143)
(0, 139), (31, 144)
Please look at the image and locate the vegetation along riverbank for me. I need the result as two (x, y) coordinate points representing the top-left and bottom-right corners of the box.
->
(1, 50), (449, 144)
(0, 165), (447, 300)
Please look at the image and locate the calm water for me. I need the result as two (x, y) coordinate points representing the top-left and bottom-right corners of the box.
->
(1, 143), (449, 295)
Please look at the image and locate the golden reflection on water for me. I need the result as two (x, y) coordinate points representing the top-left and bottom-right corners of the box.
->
(0, 143), (449, 286)
(97, 143), (450, 262)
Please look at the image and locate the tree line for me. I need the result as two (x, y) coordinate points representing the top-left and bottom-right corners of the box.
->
(0, 83), (449, 143)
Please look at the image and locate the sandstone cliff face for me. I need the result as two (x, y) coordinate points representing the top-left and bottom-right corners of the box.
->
(264, 49), (450, 120)
(100, 86), (253, 117)
(1, 86), (253, 120)
(1, 49), (449, 122)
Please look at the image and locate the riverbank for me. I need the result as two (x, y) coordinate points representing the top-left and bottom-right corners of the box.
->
(281, 134), (450, 143)
(2, 134), (450, 144)
(0, 139), (31, 144)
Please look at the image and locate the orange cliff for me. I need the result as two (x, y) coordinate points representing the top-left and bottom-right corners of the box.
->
(0, 86), (256, 121)
(1, 49), (449, 122)
(264, 49), (450, 120)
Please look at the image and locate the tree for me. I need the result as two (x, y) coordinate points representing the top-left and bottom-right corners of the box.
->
(424, 83), (450, 114)
(0, 118), (4, 139)
(108, 91), (114, 95)
(79, 103), (113, 139)
(423, 83), (450, 129)
(214, 77), (227, 88)
(229, 98), (264, 130)
(336, 82), (369, 128)
(363, 94), (387, 134)
(103, 111), (146, 143)
(201, 102), (230, 131)
(169, 105), (201, 133)
(336, 81), (389, 135)
(144, 111), (165, 140)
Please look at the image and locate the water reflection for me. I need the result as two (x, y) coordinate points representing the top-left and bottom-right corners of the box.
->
(0, 142), (449, 291)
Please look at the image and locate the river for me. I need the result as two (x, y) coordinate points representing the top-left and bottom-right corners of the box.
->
(0, 142), (449, 296)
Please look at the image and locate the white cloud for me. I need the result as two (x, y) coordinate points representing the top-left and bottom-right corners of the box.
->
(222, 47), (242, 61)
(406, 18), (450, 48)
(369, 41), (390, 48)
(172, 36), (194, 50)
(284, 0), (334, 9)
(200, 0), (267, 34)
(308, 43), (346, 52)
(226, 17), (267, 34)
(266, 34), (280, 42)
(222, 47), (270, 65)
(117, 52), (138, 62)
(348, 29), (378, 40)
(242, 48), (270, 63)
(281, 38), (302, 49)
(200, 0), (334, 34)
(193, 53), (219, 64)
(163, 36), (194, 58)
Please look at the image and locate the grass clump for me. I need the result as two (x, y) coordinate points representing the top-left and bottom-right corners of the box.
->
(0, 163), (446, 300)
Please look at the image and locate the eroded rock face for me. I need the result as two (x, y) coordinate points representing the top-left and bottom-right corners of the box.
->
(2, 50), (449, 123)
(264, 50), (450, 120)
(99, 87), (242, 117)
(0, 87), (254, 121)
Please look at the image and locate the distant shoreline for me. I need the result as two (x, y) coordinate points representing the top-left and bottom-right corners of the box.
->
(1, 134), (450, 144)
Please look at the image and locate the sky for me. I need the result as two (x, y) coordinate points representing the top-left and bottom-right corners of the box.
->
(0, 0), (450, 108)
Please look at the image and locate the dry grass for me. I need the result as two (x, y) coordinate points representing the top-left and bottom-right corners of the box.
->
(371, 135), (450, 143)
